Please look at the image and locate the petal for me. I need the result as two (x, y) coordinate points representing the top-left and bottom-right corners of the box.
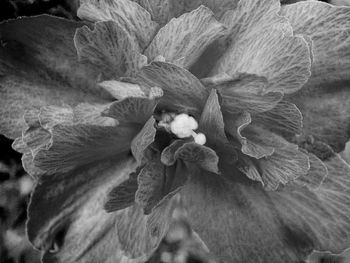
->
(211, 0), (311, 94)
(102, 88), (162, 124)
(74, 21), (147, 79)
(162, 141), (220, 174)
(199, 89), (227, 144)
(34, 124), (137, 175)
(253, 100), (303, 137)
(203, 73), (283, 114)
(28, 157), (174, 262)
(281, 2), (350, 152)
(131, 117), (157, 164)
(104, 170), (139, 212)
(135, 62), (209, 117)
(180, 152), (350, 262)
(132, 0), (185, 25)
(0, 16), (107, 139)
(98, 80), (147, 100)
(135, 157), (187, 214)
(144, 6), (226, 69)
(184, 0), (238, 19)
(78, 0), (158, 50)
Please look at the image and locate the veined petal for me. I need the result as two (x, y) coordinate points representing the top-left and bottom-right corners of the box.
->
(281, 2), (350, 152)
(211, 0), (311, 94)
(145, 6), (226, 69)
(132, 0), (185, 25)
(0, 16), (108, 139)
(78, 0), (158, 50)
(184, 0), (238, 19)
(203, 73), (283, 114)
(28, 157), (173, 263)
(74, 21), (147, 79)
(98, 80), (148, 100)
(135, 62), (209, 117)
(180, 153), (350, 262)
(199, 89), (227, 145)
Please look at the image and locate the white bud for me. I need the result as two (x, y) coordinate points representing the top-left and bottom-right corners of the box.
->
(170, 113), (198, 138)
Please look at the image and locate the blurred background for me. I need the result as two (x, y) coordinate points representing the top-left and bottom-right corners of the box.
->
(0, 0), (349, 262)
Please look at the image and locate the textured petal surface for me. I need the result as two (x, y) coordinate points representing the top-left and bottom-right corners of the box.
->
(145, 6), (226, 69)
(184, 0), (238, 19)
(132, 0), (185, 25)
(0, 16), (107, 139)
(282, 2), (350, 152)
(74, 21), (147, 79)
(28, 158), (173, 263)
(203, 73), (283, 114)
(135, 62), (209, 117)
(212, 0), (311, 94)
(78, 0), (158, 50)
(180, 153), (350, 262)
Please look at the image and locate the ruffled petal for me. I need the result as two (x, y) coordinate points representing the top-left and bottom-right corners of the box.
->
(28, 158), (173, 262)
(145, 6), (226, 69)
(281, 2), (350, 152)
(180, 153), (350, 262)
(184, 0), (238, 19)
(74, 21), (147, 79)
(211, 0), (311, 94)
(132, 0), (185, 25)
(98, 80), (148, 100)
(135, 62), (209, 117)
(161, 141), (220, 174)
(199, 89), (227, 144)
(0, 16), (108, 139)
(78, 0), (158, 50)
(203, 73), (283, 114)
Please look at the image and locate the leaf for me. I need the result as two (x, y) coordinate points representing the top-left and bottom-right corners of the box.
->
(131, 117), (157, 164)
(135, 62), (209, 117)
(102, 88), (162, 124)
(74, 21), (147, 79)
(78, 0), (158, 50)
(180, 152), (350, 262)
(145, 6), (226, 69)
(281, 2), (350, 152)
(204, 73), (283, 114)
(162, 141), (220, 174)
(199, 89), (226, 140)
(0, 15), (108, 139)
(212, 0), (311, 94)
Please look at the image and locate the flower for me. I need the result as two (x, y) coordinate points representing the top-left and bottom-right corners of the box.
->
(0, 0), (350, 262)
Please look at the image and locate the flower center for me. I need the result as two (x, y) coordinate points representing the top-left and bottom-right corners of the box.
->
(158, 112), (206, 145)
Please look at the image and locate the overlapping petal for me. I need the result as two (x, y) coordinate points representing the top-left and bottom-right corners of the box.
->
(180, 153), (350, 262)
(281, 2), (350, 152)
(74, 20), (147, 79)
(0, 16), (108, 139)
(78, 0), (158, 50)
(144, 6), (226, 69)
(211, 0), (311, 94)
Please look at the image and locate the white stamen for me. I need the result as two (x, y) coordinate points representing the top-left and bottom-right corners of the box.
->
(169, 113), (206, 144)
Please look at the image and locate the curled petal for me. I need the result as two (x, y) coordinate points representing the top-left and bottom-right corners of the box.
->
(282, 2), (350, 152)
(78, 0), (158, 50)
(135, 62), (209, 116)
(180, 153), (350, 262)
(212, 0), (311, 94)
(145, 6), (226, 69)
(0, 16), (107, 139)
(204, 73), (283, 114)
(74, 21), (147, 79)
